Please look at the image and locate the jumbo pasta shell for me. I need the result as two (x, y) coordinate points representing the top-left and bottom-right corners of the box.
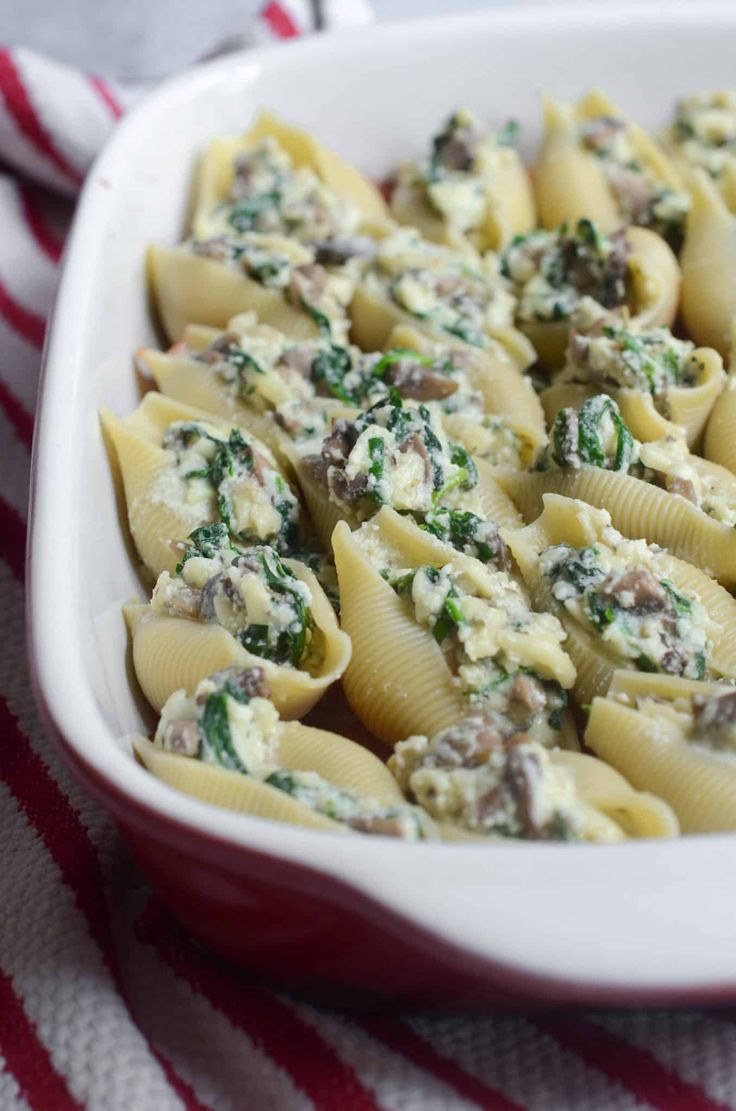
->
(586, 673), (736, 833)
(521, 226), (680, 372)
(535, 89), (686, 234)
(681, 170), (736, 356)
(101, 392), (293, 578)
(191, 109), (389, 239)
(134, 713), (402, 831)
(551, 749), (679, 838)
(387, 323), (547, 454)
(705, 375), (736, 474)
(497, 460), (736, 587)
(148, 244), (332, 343)
(125, 559), (351, 717)
(506, 493), (736, 706)
(391, 147), (535, 253)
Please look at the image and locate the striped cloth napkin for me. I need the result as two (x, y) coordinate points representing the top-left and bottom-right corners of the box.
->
(3, 3), (736, 1108)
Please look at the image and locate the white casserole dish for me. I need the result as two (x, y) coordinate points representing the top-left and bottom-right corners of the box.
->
(29, 2), (736, 1005)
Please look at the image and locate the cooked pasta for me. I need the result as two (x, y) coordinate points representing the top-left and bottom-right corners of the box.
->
(106, 98), (736, 841)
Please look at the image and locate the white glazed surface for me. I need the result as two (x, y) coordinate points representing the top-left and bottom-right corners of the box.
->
(30, 4), (736, 995)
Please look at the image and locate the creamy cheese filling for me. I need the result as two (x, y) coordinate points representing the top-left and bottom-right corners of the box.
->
(667, 92), (736, 179)
(153, 529), (315, 669)
(540, 534), (714, 679)
(390, 718), (587, 839)
(388, 559), (574, 745)
(502, 220), (629, 324)
(302, 394), (481, 521)
(402, 106), (521, 236)
(156, 667), (433, 838)
(152, 419), (301, 551)
(561, 323), (701, 415)
(368, 227), (516, 347)
(580, 114), (690, 248)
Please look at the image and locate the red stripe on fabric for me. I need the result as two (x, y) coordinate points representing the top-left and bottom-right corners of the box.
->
(0, 966), (83, 1110)
(0, 697), (209, 1111)
(0, 376), (33, 447)
(357, 1017), (523, 1111)
(533, 1017), (729, 1111)
(0, 496), (26, 580)
(0, 280), (46, 348)
(262, 2), (300, 38)
(87, 74), (124, 121)
(18, 182), (63, 264)
(137, 899), (381, 1111)
(0, 49), (83, 186)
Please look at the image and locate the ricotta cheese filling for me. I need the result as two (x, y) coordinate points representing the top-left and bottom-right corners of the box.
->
(156, 667), (433, 838)
(153, 528), (315, 669)
(540, 534), (714, 679)
(200, 136), (363, 248)
(153, 418), (301, 552)
(502, 220), (630, 324)
(302, 393), (480, 521)
(561, 322), (701, 415)
(188, 231), (354, 345)
(367, 227), (516, 348)
(580, 114), (690, 249)
(667, 92), (736, 179)
(387, 559), (574, 746)
(389, 718), (587, 840)
(401, 106), (522, 237)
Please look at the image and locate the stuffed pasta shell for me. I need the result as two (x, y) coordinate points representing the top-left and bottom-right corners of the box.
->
(662, 92), (736, 209)
(349, 226), (535, 369)
(191, 108), (388, 242)
(586, 671), (736, 833)
(390, 107), (534, 253)
(136, 665), (432, 837)
(333, 506), (576, 746)
(126, 527), (350, 717)
(680, 170), (736, 356)
(390, 717), (676, 841)
(386, 324), (547, 468)
(149, 231), (357, 345)
(506, 494), (736, 707)
(535, 89), (689, 250)
(542, 320), (725, 447)
(704, 329), (736, 474)
(499, 394), (736, 586)
(100, 393), (305, 579)
(290, 391), (521, 549)
(501, 220), (680, 370)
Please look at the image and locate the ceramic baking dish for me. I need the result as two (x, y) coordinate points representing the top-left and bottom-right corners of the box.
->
(29, 2), (736, 1006)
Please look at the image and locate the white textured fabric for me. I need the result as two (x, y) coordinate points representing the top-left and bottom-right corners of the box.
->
(1, 6), (736, 1110)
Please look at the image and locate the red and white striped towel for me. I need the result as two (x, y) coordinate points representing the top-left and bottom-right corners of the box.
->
(3, 4), (736, 1108)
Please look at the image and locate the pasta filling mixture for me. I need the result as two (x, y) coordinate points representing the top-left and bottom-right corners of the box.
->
(399, 107), (521, 238)
(200, 137), (370, 258)
(191, 318), (485, 423)
(619, 687), (736, 758)
(189, 232), (353, 345)
(502, 219), (629, 324)
(667, 92), (736, 179)
(153, 527), (317, 670)
(366, 227), (516, 347)
(420, 507), (510, 569)
(540, 538), (714, 679)
(387, 559), (574, 746)
(538, 395), (736, 525)
(156, 667), (433, 838)
(537, 394), (638, 473)
(579, 114), (689, 249)
(390, 717), (591, 840)
(560, 322), (702, 416)
(302, 393), (480, 520)
(154, 419), (301, 551)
